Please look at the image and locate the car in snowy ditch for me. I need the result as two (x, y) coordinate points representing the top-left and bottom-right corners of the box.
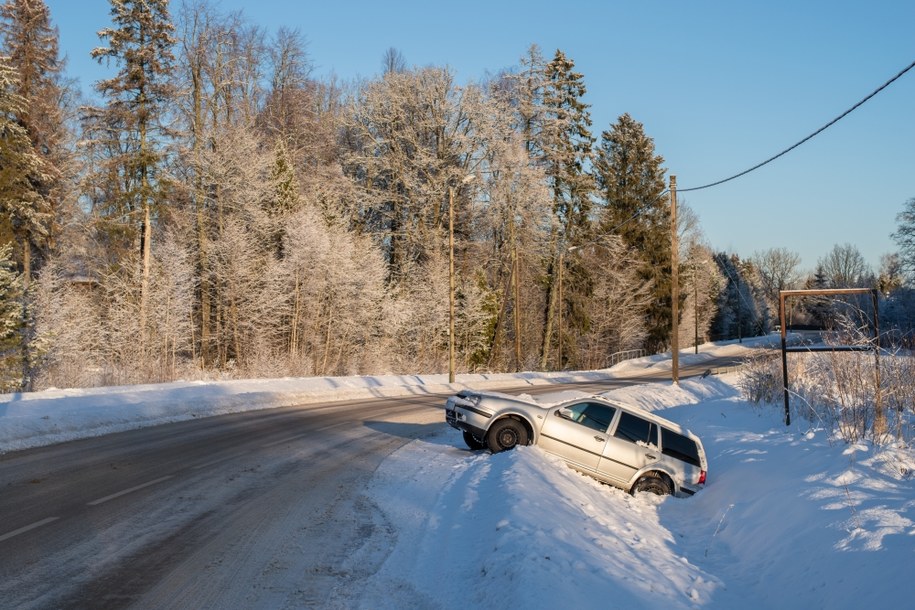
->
(445, 389), (707, 497)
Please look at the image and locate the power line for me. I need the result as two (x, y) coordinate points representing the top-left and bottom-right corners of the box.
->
(680, 58), (915, 193)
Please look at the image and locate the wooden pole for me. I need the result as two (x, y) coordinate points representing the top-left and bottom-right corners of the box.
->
(449, 185), (456, 384)
(670, 176), (679, 384)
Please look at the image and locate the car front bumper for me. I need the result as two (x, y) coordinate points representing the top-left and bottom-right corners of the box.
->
(445, 395), (492, 439)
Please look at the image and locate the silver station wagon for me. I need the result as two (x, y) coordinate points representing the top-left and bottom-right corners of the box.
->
(445, 389), (707, 496)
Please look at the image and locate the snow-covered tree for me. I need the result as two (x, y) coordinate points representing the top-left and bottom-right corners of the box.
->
(817, 243), (873, 289)
(342, 66), (476, 283)
(0, 0), (68, 282)
(0, 243), (24, 390)
(751, 247), (802, 320)
(85, 0), (176, 340)
(711, 253), (769, 340)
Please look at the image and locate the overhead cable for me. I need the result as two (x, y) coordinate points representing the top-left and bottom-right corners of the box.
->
(680, 58), (915, 193)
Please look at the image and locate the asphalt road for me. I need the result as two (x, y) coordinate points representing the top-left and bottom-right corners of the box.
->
(0, 355), (743, 609)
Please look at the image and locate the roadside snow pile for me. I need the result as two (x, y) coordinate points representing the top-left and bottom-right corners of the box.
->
(354, 375), (915, 609)
(0, 369), (628, 453)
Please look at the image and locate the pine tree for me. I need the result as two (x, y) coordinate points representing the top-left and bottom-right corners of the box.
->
(594, 113), (670, 352)
(538, 49), (594, 368)
(0, 0), (66, 283)
(0, 242), (23, 390)
(86, 0), (176, 338)
(267, 138), (300, 257)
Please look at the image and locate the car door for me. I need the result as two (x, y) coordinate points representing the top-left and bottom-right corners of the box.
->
(598, 411), (660, 486)
(538, 401), (617, 473)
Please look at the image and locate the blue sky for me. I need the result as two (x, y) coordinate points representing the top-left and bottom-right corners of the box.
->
(45, 0), (915, 273)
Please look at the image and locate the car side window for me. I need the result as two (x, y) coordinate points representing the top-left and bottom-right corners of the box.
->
(561, 402), (616, 433)
(660, 428), (701, 467)
(614, 411), (656, 446)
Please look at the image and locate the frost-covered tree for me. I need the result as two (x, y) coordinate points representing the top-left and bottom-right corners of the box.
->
(342, 66), (474, 282)
(680, 241), (724, 350)
(564, 238), (651, 370)
(465, 83), (551, 371)
(751, 247), (801, 320)
(594, 113), (669, 353)
(85, 0), (176, 339)
(817, 243), (873, 289)
(877, 252), (904, 295)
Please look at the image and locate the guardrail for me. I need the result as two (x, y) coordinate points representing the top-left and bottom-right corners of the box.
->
(609, 349), (646, 367)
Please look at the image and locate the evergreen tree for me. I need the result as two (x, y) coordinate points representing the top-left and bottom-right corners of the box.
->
(541, 49), (594, 242)
(891, 197), (915, 283)
(0, 0), (66, 282)
(86, 0), (176, 337)
(711, 253), (768, 340)
(267, 137), (300, 257)
(594, 113), (669, 352)
(538, 49), (594, 368)
(0, 242), (23, 390)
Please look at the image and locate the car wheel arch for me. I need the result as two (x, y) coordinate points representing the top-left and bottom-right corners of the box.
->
(486, 414), (535, 447)
(630, 469), (676, 495)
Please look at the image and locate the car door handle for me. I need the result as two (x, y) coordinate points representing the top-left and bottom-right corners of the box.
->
(594, 436), (606, 442)
(645, 454), (658, 460)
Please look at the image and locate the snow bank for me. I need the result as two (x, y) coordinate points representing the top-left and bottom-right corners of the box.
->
(353, 374), (915, 609)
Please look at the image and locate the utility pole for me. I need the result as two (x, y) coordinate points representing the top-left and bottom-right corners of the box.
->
(558, 249), (564, 369)
(449, 185), (456, 383)
(670, 176), (679, 384)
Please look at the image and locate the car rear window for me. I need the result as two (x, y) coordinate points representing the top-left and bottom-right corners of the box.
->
(660, 428), (701, 467)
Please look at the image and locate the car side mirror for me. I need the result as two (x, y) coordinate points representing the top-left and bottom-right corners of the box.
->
(556, 408), (573, 420)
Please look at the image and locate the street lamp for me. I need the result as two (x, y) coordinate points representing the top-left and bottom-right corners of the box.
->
(449, 174), (475, 383)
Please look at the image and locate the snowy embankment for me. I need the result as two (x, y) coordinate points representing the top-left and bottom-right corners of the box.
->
(4, 337), (909, 608)
(0, 341), (750, 453)
(353, 376), (915, 609)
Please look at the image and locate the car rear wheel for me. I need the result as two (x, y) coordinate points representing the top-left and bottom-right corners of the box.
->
(632, 473), (672, 496)
(462, 430), (487, 451)
(486, 419), (529, 453)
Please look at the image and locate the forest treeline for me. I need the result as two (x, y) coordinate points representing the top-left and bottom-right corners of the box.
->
(1, 0), (913, 391)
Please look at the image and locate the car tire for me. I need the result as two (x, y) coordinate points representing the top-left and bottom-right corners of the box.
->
(486, 418), (529, 453)
(632, 473), (672, 496)
(462, 430), (487, 451)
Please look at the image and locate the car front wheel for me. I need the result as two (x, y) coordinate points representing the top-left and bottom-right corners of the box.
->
(462, 430), (487, 451)
(486, 419), (529, 453)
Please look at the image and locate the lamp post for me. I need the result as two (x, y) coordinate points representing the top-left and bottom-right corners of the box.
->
(449, 174), (475, 383)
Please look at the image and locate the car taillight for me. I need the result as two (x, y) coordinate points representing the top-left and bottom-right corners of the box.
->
(698, 470), (707, 485)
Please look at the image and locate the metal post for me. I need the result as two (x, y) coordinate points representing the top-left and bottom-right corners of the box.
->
(779, 291), (790, 425)
(872, 289), (884, 435)
(670, 176), (679, 384)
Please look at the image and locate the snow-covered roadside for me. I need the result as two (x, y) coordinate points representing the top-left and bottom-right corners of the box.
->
(3, 334), (911, 608)
(0, 338), (766, 453)
(351, 375), (915, 609)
